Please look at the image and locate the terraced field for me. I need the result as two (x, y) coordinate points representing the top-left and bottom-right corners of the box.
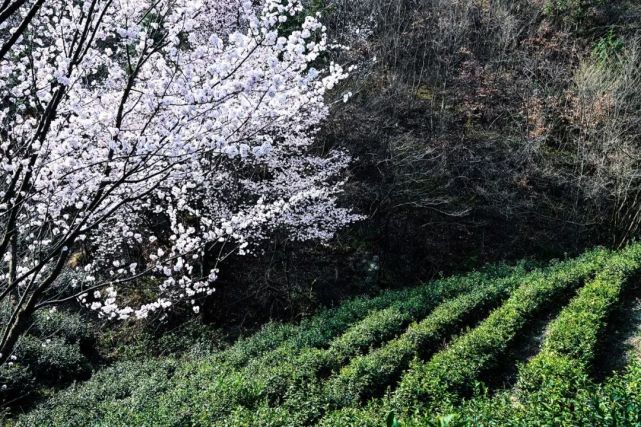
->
(18, 244), (641, 426)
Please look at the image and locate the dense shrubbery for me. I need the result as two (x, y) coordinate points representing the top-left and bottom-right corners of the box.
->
(19, 264), (517, 425)
(13, 260), (523, 425)
(521, 245), (641, 386)
(16, 359), (179, 426)
(0, 306), (93, 407)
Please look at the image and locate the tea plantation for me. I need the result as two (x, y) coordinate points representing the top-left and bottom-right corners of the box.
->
(15, 244), (641, 426)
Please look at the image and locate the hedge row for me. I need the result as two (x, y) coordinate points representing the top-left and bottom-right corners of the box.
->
(21, 244), (639, 427)
(223, 264), (516, 372)
(518, 243), (641, 394)
(215, 265), (531, 425)
(17, 264), (520, 426)
(403, 244), (641, 426)
(390, 247), (612, 414)
(323, 271), (528, 408)
(421, 338), (641, 426)
(381, 358), (641, 427)
(213, 251), (612, 426)
(162, 267), (519, 423)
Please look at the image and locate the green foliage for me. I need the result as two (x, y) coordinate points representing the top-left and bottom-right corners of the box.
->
(593, 29), (625, 66)
(137, 266), (514, 424)
(544, 0), (606, 27)
(436, 357), (641, 426)
(16, 245), (641, 426)
(391, 247), (611, 413)
(0, 362), (34, 405)
(31, 308), (92, 344)
(517, 244), (641, 394)
(397, 244), (641, 426)
(14, 263), (519, 425)
(16, 336), (89, 381)
(18, 359), (179, 426)
(214, 265), (529, 426)
(325, 269), (529, 407)
(98, 318), (227, 361)
(0, 307), (93, 406)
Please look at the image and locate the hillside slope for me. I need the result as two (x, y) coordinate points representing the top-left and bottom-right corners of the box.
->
(15, 244), (641, 426)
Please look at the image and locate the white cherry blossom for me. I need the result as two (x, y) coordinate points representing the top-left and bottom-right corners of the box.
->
(0, 0), (359, 363)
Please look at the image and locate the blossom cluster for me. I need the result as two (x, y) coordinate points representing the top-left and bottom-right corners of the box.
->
(0, 0), (359, 321)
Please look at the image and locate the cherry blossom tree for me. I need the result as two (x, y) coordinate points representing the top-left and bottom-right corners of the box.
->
(0, 0), (359, 364)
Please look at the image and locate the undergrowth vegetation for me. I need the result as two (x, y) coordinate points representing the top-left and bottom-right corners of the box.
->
(0, 306), (93, 407)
